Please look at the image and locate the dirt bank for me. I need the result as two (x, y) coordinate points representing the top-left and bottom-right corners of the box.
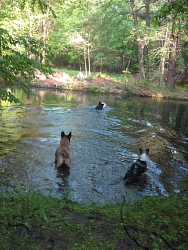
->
(1, 71), (188, 101)
(32, 71), (188, 100)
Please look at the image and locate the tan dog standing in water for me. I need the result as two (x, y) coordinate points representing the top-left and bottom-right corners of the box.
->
(55, 131), (71, 168)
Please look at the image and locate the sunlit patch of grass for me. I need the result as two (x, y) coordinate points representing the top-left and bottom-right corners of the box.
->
(53, 68), (79, 77)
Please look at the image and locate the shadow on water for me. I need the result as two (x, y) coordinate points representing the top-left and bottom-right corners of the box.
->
(0, 89), (188, 204)
(56, 165), (70, 193)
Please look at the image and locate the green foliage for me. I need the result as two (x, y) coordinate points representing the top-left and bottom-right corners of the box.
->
(184, 84), (188, 90)
(0, 89), (20, 104)
(0, 0), (187, 98)
(0, 0), (56, 103)
(19, 0), (56, 17)
(122, 69), (132, 82)
(87, 74), (94, 80)
(95, 72), (106, 78)
(152, 0), (188, 30)
(0, 28), (52, 103)
(86, 84), (101, 93)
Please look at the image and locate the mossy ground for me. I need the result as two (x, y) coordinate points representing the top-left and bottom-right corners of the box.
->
(0, 192), (188, 250)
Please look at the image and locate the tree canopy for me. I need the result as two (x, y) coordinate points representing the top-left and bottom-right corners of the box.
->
(0, 0), (188, 102)
(0, 0), (53, 103)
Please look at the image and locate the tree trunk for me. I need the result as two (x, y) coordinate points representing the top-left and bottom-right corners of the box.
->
(130, 0), (145, 80)
(41, 18), (47, 64)
(144, 0), (150, 28)
(144, 0), (150, 74)
(84, 45), (87, 76)
(0, 37), (2, 57)
(41, 5), (50, 65)
(181, 41), (188, 85)
(138, 40), (145, 80)
(166, 24), (179, 89)
(181, 63), (188, 85)
(100, 58), (103, 72)
(88, 45), (91, 75)
(158, 25), (169, 88)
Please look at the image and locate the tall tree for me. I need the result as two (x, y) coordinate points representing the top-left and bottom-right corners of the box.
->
(167, 18), (179, 89)
(130, 0), (146, 80)
(158, 25), (169, 88)
(0, 0), (54, 103)
(153, 0), (188, 89)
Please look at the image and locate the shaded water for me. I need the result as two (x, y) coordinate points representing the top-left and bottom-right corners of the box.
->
(0, 89), (188, 204)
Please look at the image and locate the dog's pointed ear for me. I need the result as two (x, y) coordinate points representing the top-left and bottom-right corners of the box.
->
(68, 132), (71, 140)
(139, 148), (143, 154)
(146, 148), (149, 154)
(99, 101), (102, 104)
(61, 131), (65, 138)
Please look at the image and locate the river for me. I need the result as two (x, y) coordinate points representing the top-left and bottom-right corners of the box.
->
(0, 88), (188, 204)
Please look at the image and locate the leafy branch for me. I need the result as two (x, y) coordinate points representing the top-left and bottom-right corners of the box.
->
(0, 28), (52, 103)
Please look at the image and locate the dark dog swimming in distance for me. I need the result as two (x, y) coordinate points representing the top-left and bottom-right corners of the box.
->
(95, 101), (106, 110)
(124, 148), (149, 184)
(55, 131), (71, 168)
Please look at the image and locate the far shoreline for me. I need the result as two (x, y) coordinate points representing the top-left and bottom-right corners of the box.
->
(31, 71), (188, 101)
(1, 71), (188, 101)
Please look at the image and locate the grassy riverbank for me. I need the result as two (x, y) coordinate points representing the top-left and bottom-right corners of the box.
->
(0, 192), (188, 249)
(33, 69), (188, 101)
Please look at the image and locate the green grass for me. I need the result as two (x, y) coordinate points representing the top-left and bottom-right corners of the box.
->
(86, 84), (110, 94)
(0, 192), (188, 249)
(53, 68), (96, 79)
(53, 68), (123, 81)
(53, 68), (79, 77)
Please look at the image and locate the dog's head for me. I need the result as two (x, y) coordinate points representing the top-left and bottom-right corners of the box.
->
(139, 148), (149, 162)
(95, 101), (104, 110)
(61, 131), (71, 141)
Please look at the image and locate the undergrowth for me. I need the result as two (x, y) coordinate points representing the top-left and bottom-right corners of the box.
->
(0, 192), (188, 249)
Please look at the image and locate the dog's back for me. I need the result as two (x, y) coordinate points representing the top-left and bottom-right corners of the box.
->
(124, 148), (149, 184)
(55, 131), (71, 168)
(95, 101), (106, 110)
(95, 101), (104, 110)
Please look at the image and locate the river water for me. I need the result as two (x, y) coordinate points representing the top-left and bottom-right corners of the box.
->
(0, 89), (188, 204)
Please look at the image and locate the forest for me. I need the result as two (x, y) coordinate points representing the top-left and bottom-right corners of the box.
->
(0, 0), (188, 102)
(1, 2), (188, 248)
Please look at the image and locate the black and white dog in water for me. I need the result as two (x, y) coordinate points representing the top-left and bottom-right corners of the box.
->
(124, 148), (149, 184)
(95, 101), (106, 110)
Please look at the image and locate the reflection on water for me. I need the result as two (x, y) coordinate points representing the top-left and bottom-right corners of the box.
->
(0, 89), (188, 204)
